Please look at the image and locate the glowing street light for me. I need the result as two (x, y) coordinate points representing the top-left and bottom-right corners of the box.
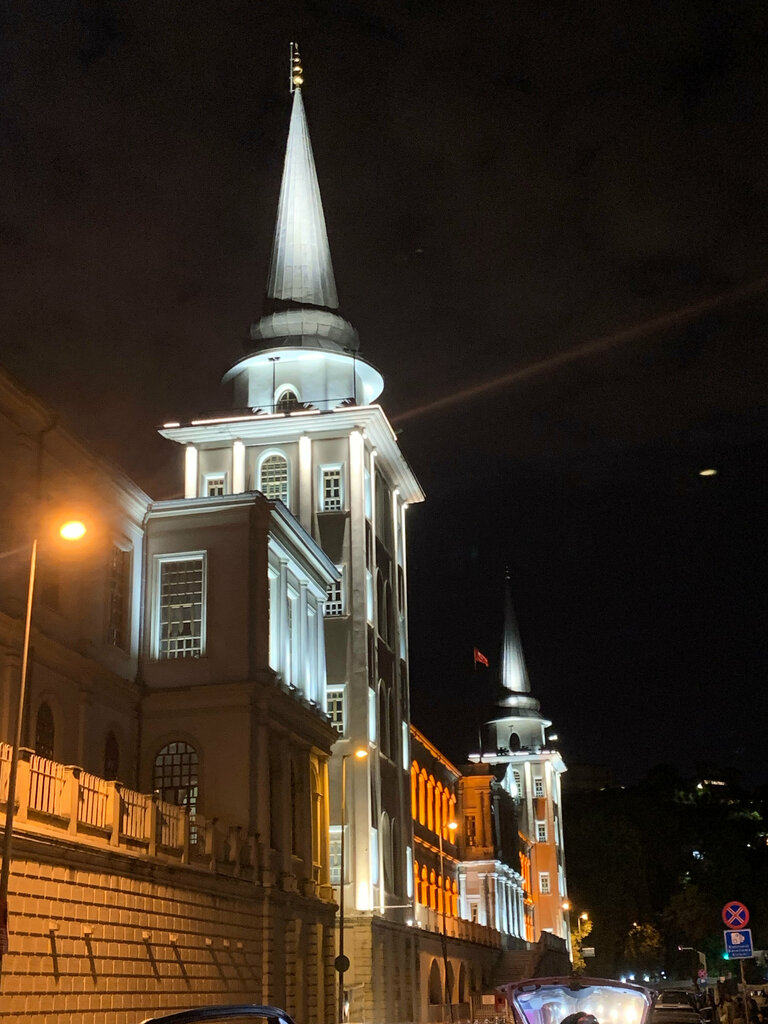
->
(0, 519), (88, 966)
(337, 747), (368, 1023)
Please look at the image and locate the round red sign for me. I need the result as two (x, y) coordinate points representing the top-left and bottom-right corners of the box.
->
(722, 901), (749, 928)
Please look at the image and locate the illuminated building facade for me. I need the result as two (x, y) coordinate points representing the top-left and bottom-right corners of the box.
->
(472, 574), (569, 943)
(157, 61), (425, 1023)
(0, 365), (340, 1021)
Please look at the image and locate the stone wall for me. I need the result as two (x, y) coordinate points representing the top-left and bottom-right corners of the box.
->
(0, 832), (336, 1024)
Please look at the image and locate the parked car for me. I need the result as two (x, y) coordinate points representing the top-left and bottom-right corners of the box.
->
(499, 976), (656, 1024)
(140, 1005), (296, 1024)
(656, 992), (699, 1010)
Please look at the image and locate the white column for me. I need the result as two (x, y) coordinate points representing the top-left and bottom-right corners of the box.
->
(299, 582), (308, 698)
(232, 439), (245, 493)
(298, 434), (312, 531)
(184, 445), (198, 499)
(279, 559), (289, 680)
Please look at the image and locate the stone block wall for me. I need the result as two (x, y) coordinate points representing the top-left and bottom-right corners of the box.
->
(0, 835), (336, 1024)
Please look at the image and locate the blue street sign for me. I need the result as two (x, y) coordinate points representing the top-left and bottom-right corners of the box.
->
(724, 929), (753, 959)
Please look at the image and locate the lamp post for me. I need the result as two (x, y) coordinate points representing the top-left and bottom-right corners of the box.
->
(439, 819), (458, 1024)
(337, 747), (367, 1024)
(0, 520), (87, 965)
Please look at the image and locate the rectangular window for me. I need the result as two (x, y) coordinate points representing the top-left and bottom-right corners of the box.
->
(536, 820), (548, 843)
(327, 688), (346, 734)
(465, 814), (477, 847)
(156, 554), (205, 659)
(329, 825), (345, 884)
(470, 902), (479, 923)
(539, 872), (550, 894)
(366, 569), (374, 623)
(326, 566), (344, 616)
(534, 777), (545, 798)
(107, 545), (131, 650)
(321, 466), (343, 511)
(205, 474), (226, 497)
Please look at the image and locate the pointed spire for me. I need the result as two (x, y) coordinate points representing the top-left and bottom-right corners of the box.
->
(500, 568), (531, 695)
(265, 52), (339, 312)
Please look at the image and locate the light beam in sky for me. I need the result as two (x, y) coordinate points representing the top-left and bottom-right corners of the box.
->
(393, 274), (768, 424)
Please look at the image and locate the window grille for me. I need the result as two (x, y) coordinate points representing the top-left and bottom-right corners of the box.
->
(153, 742), (199, 820)
(276, 389), (300, 413)
(327, 688), (345, 733)
(107, 545), (130, 650)
(326, 569), (344, 616)
(206, 475), (225, 497)
(260, 454), (289, 503)
(539, 872), (550, 894)
(536, 820), (548, 843)
(158, 557), (204, 659)
(534, 777), (544, 798)
(322, 467), (342, 511)
(465, 814), (477, 847)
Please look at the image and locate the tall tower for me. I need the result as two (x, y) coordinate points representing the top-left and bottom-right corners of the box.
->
(475, 573), (569, 942)
(158, 43), (425, 992)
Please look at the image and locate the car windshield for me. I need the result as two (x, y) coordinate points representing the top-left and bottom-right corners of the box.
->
(506, 980), (653, 1024)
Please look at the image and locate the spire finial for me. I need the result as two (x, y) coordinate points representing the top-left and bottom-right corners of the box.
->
(290, 42), (304, 92)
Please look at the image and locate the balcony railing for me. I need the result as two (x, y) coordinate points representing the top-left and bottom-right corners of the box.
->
(0, 742), (318, 890)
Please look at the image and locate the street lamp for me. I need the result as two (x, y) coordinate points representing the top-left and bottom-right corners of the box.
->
(0, 519), (88, 964)
(439, 819), (458, 1024)
(337, 747), (367, 1024)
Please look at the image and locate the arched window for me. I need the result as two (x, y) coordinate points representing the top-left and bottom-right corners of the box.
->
(411, 763), (418, 819)
(259, 453), (289, 504)
(428, 960), (442, 1004)
(104, 731), (119, 781)
(290, 759), (300, 856)
(445, 961), (454, 1005)
(414, 860), (421, 903)
(392, 817), (401, 894)
(420, 864), (428, 907)
(429, 869), (437, 910)
(434, 782), (443, 838)
(426, 776), (435, 831)
(34, 703), (55, 759)
(275, 387), (300, 413)
(509, 731), (521, 752)
(153, 742), (199, 818)
(437, 873), (444, 915)
(418, 770), (427, 824)
(376, 572), (386, 641)
(444, 877), (452, 917)
(458, 964), (468, 1004)
(452, 880), (459, 918)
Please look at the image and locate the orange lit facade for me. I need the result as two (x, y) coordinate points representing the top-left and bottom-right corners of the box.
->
(410, 726), (460, 922)
(410, 726), (533, 943)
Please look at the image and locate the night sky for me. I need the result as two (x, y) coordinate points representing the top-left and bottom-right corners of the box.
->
(2, 2), (767, 784)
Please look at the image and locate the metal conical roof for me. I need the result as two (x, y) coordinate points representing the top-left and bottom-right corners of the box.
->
(501, 573), (531, 696)
(265, 88), (339, 310)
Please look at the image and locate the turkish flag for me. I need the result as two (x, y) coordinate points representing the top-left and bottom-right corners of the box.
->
(473, 647), (489, 667)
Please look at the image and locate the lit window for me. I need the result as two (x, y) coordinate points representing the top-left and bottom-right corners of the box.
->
(153, 741), (199, 819)
(321, 466), (343, 511)
(326, 567), (344, 616)
(470, 902), (479, 923)
(156, 555), (205, 659)
(327, 688), (345, 734)
(107, 545), (131, 650)
(260, 453), (289, 503)
(534, 777), (544, 798)
(536, 820), (548, 843)
(465, 814), (477, 847)
(205, 475), (226, 497)
(276, 388), (300, 413)
(539, 872), (550, 894)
